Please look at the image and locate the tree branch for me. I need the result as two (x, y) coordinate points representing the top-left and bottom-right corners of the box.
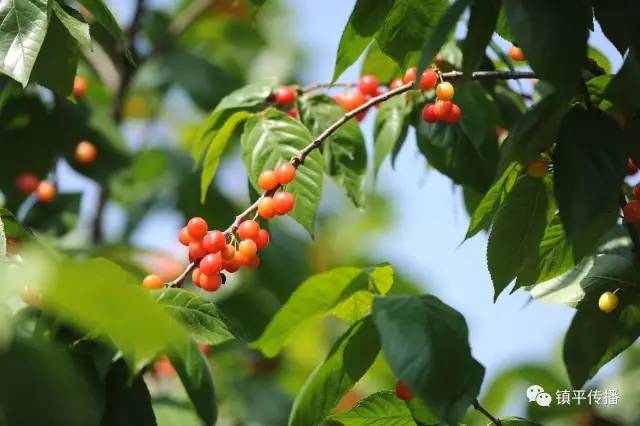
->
(472, 400), (501, 426)
(619, 192), (640, 261)
(169, 262), (197, 287)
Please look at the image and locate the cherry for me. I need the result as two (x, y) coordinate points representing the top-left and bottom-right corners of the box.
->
(188, 241), (208, 260)
(259, 170), (279, 191)
(73, 76), (88, 98)
(258, 196), (277, 219)
(403, 67), (418, 84)
(336, 91), (366, 111)
(633, 184), (640, 200)
(237, 220), (260, 240)
(273, 191), (295, 215)
(192, 267), (202, 287)
(75, 141), (97, 165)
(624, 200), (640, 223)
(222, 244), (236, 261)
(509, 46), (525, 62)
(627, 158), (638, 175)
(255, 229), (270, 250)
(444, 104), (461, 124)
(233, 251), (249, 267)
(36, 181), (56, 203)
(179, 227), (194, 246)
(395, 380), (414, 401)
(598, 291), (618, 313)
(389, 78), (404, 90)
(436, 82), (454, 101)
(433, 100), (453, 121)
(143, 274), (163, 289)
(16, 173), (39, 194)
(276, 163), (296, 185)
(527, 160), (548, 178)
(419, 69), (438, 91)
(246, 253), (260, 269)
(203, 230), (226, 253)
(200, 273), (222, 292)
(187, 217), (208, 239)
(239, 239), (258, 257)
(274, 86), (296, 105)
(358, 74), (379, 96)
(288, 108), (299, 119)
(200, 253), (223, 276)
(422, 104), (437, 123)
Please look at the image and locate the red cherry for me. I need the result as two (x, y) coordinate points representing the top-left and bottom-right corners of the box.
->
(624, 200), (640, 223)
(258, 197), (277, 219)
(273, 191), (295, 215)
(358, 74), (379, 96)
(339, 91), (366, 111)
(245, 254), (260, 269)
(403, 67), (418, 84)
(254, 229), (270, 251)
(15, 173), (39, 194)
(188, 241), (207, 261)
(200, 253), (223, 276)
(179, 227), (194, 246)
(633, 185), (640, 200)
(276, 163), (296, 185)
(433, 101), (453, 121)
(187, 217), (208, 239)
(258, 170), (279, 191)
(73, 76), (88, 98)
(422, 104), (437, 123)
(288, 108), (299, 119)
(274, 86), (296, 105)
(192, 267), (202, 287)
(203, 230), (226, 253)
(221, 244), (235, 261)
(36, 181), (56, 203)
(200, 273), (222, 292)
(237, 220), (260, 240)
(389, 79), (403, 90)
(444, 104), (461, 124)
(143, 274), (163, 290)
(395, 380), (414, 401)
(509, 46), (525, 62)
(419, 69), (438, 91)
(238, 239), (258, 257)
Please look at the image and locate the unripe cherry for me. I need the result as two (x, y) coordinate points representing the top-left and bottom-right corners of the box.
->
(73, 76), (88, 97)
(258, 197), (277, 219)
(433, 101), (453, 121)
(200, 273), (222, 292)
(238, 239), (258, 257)
(403, 67), (417, 84)
(179, 227), (194, 246)
(237, 220), (260, 240)
(254, 229), (270, 250)
(200, 253), (223, 276)
(623, 200), (640, 223)
(273, 191), (295, 215)
(395, 380), (414, 401)
(143, 274), (163, 289)
(188, 241), (207, 260)
(358, 74), (379, 96)
(436, 82), (454, 101)
(274, 86), (296, 105)
(187, 217), (208, 239)
(444, 104), (461, 124)
(75, 141), (97, 165)
(419, 69), (438, 91)
(509, 46), (525, 62)
(527, 160), (548, 178)
(276, 163), (296, 185)
(258, 170), (279, 191)
(598, 291), (618, 313)
(422, 104), (437, 123)
(36, 181), (56, 203)
(16, 173), (39, 194)
(203, 230), (226, 253)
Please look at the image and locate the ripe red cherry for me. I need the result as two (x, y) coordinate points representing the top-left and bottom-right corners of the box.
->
(422, 104), (437, 123)
(274, 86), (296, 105)
(273, 191), (295, 215)
(340, 91), (367, 111)
(237, 220), (260, 240)
(221, 244), (235, 261)
(420, 69), (438, 91)
(200, 273), (222, 292)
(258, 170), (279, 191)
(358, 74), (379, 96)
(258, 196), (277, 219)
(245, 254), (260, 269)
(238, 239), (258, 257)
(75, 141), (97, 165)
(16, 173), (39, 194)
(624, 200), (640, 223)
(200, 253), (223, 275)
(187, 217), (208, 239)
(633, 184), (640, 200)
(143, 274), (163, 290)
(627, 158), (638, 175)
(188, 241), (207, 260)
(36, 181), (56, 203)
(389, 78), (403, 90)
(192, 267), (202, 287)
(395, 380), (414, 401)
(509, 46), (525, 61)
(403, 67), (418, 84)
(73, 76), (88, 97)
(288, 108), (299, 119)
(203, 230), (226, 253)
(433, 101), (453, 121)
(179, 227), (194, 246)
(254, 229), (270, 250)
(276, 163), (296, 185)
(444, 104), (461, 124)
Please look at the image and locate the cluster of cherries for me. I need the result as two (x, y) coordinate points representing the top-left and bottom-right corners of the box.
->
(142, 163), (298, 292)
(15, 141), (97, 203)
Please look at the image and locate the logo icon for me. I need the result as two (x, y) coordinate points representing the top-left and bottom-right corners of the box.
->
(526, 385), (552, 407)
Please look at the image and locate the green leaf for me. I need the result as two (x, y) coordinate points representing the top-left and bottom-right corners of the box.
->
(168, 338), (217, 426)
(373, 295), (484, 426)
(44, 258), (187, 371)
(455, 81), (497, 151)
(327, 391), (416, 426)
(298, 93), (367, 207)
(76, 0), (132, 60)
(23, 193), (82, 236)
(588, 46), (612, 75)
(502, 418), (543, 426)
(154, 400), (201, 426)
(0, 212), (5, 258)
(200, 110), (251, 202)
(361, 41), (401, 83)
(487, 176), (552, 299)
(495, 8), (513, 42)
(374, 94), (412, 173)
(102, 359), (156, 426)
(593, 0), (640, 55)
(52, 2), (91, 48)
(417, 0), (470, 75)
(289, 317), (380, 426)
(564, 289), (640, 388)
(0, 0), (49, 86)
(606, 53), (640, 115)
(465, 162), (523, 239)
(462, 0), (500, 75)
(241, 108), (322, 235)
(251, 265), (393, 357)
(332, 0), (395, 81)
(504, 0), (590, 92)
(153, 288), (234, 346)
(553, 106), (625, 243)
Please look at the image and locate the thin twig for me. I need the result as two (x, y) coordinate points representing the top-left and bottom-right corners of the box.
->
(619, 192), (640, 262)
(472, 400), (501, 426)
(169, 262), (196, 287)
(300, 82), (353, 93)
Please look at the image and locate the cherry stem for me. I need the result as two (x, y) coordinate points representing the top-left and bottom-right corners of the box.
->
(472, 400), (502, 426)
